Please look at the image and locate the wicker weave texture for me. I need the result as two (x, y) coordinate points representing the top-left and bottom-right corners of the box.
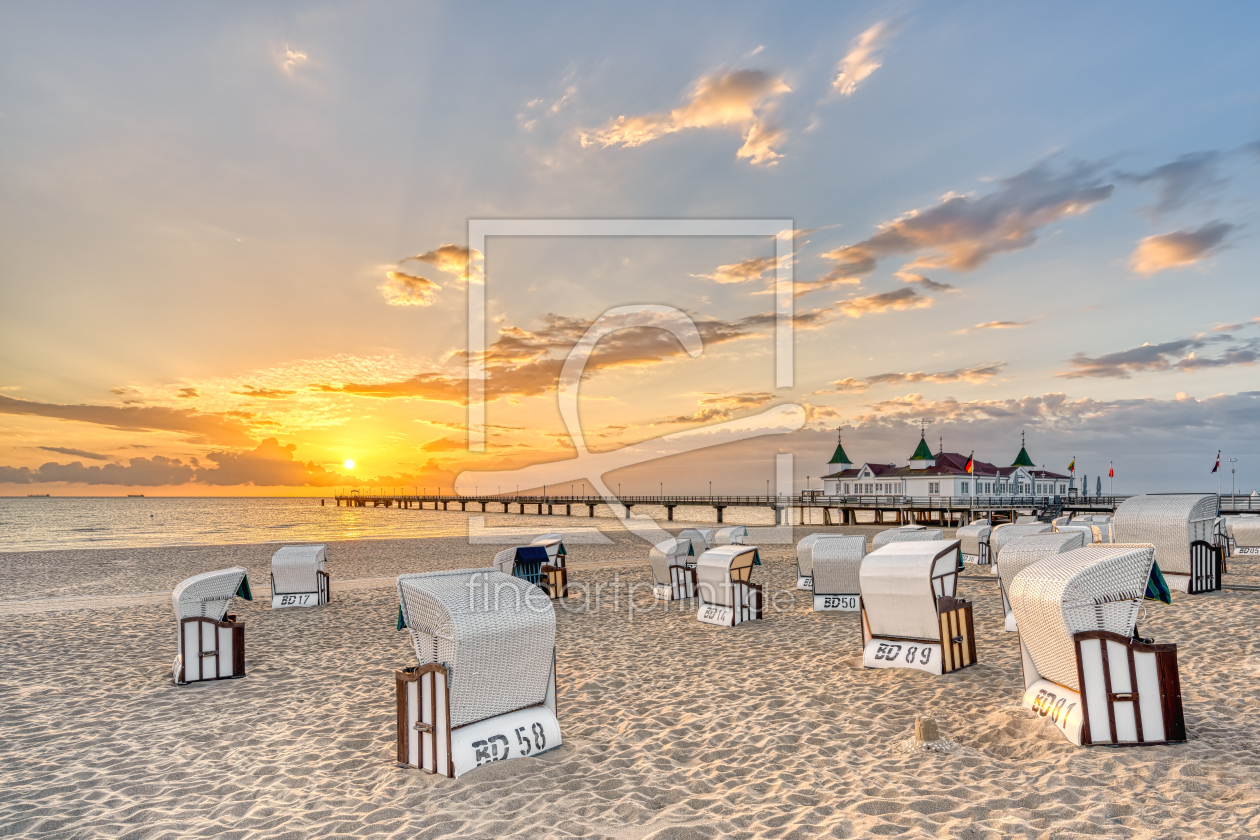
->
(649, 538), (693, 585)
(872, 528), (944, 549)
(1230, 517), (1260, 548)
(811, 536), (867, 595)
(1009, 544), (1153, 691)
(956, 521), (991, 556)
(696, 546), (758, 608)
(271, 545), (326, 594)
(997, 532), (1085, 600)
(397, 569), (555, 728)
(678, 529), (714, 551)
(795, 533), (832, 576)
(171, 567), (248, 621)
(859, 540), (959, 641)
(991, 524), (1054, 560)
(714, 525), (748, 545)
(1114, 494), (1216, 575)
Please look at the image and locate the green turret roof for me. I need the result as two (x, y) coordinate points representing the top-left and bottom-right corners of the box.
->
(910, 436), (934, 461)
(828, 435), (851, 465)
(1011, 445), (1035, 467)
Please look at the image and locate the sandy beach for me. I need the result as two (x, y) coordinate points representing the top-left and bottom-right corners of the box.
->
(4, 523), (1260, 839)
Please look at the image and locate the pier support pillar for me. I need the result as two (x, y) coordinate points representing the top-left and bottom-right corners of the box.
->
(714, 505), (725, 523)
(566, 504), (571, 515)
(665, 504), (676, 521)
(587, 504), (597, 517)
(548, 504), (553, 515)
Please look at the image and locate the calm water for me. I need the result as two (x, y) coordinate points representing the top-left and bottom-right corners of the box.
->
(0, 497), (781, 553)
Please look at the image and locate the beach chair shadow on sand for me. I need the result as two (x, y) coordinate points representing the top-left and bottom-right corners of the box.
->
(858, 539), (976, 675)
(395, 569), (560, 778)
(171, 566), (253, 685)
(1010, 544), (1186, 746)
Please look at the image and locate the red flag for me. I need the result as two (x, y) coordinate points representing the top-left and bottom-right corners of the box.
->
(1211, 450), (1220, 474)
(1108, 463), (1114, 478)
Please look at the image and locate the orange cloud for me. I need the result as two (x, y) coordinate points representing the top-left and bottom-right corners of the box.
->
(380, 271), (440, 306)
(836, 288), (932, 318)
(1129, 221), (1233, 275)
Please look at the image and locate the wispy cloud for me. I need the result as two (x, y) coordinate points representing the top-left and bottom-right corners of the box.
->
(832, 21), (899, 96)
(38, 446), (110, 461)
(895, 269), (955, 291)
(810, 160), (1113, 288)
(402, 244), (482, 284)
(380, 271), (441, 307)
(1119, 151), (1224, 218)
(231, 385), (297, 399)
(836, 287), (932, 318)
(655, 391), (775, 425)
(0, 395), (257, 446)
(176, 388), (199, 399)
(581, 69), (791, 166)
(692, 255), (779, 285)
(827, 363), (1004, 393)
(1129, 221), (1233, 275)
(281, 47), (308, 77)
(1057, 331), (1259, 379)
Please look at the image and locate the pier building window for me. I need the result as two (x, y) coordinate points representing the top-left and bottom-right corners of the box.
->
(961, 481), (969, 494)
(929, 482), (940, 494)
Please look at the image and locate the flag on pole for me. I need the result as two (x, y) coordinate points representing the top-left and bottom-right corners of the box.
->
(1067, 457), (1075, 472)
(965, 452), (974, 474)
(1211, 450), (1221, 474)
(1108, 463), (1114, 478)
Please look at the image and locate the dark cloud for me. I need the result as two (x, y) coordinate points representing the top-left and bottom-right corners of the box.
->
(0, 395), (256, 446)
(1119, 151), (1224, 218)
(1129, 221), (1234, 275)
(809, 160), (1113, 289)
(1, 455), (195, 486)
(895, 270), (955, 292)
(176, 388), (199, 399)
(1057, 332), (1259, 379)
(38, 446), (110, 460)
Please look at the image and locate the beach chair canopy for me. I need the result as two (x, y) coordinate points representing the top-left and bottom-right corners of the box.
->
(696, 545), (760, 608)
(956, 521), (991, 556)
(1233, 517), (1260, 548)
(530, 537), (566, 561)
(172, 566), (252, 621)
(271, 544), (326, 594)
(997, 531), (1086, 600)
(810, 536), (867, 595)
(1009, 544), (1154, 691)
(991, 523), (1054, 560)
(532, 532), (564, 544)
(795, 533), (833, 577)
(859, 540), (960, 641)
(1114, 494), (1217, 575)
(872, 527), (944, 549)
(492, 545), (550, 575)
(713, 525), (748, 545)
(649, 537), (694, 585)
(397, 569), (555, 728)
(677, 528), (714, 551)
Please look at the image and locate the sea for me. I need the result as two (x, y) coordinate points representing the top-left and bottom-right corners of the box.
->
(0, 496), (782, 553)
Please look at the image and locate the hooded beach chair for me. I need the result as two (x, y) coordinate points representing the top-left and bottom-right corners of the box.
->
(270, 544), (330, 608)
(649, 537), (696, 600)
(171, 566), (253, 684)
(858, 539), (974, 674)
(493, 545), (569, 599)
(956, 520), (992, 566)
(395, 569), (560, 778)
(695, 545), (763, 627)
(531, 533), (566, 563)
(1009, 544), (1185, 747)
(811, 535), (867, 612)
(1114, 494), (1223, 593)
(872, 526), (944, 550)
(677, 528), (715, 552)
(795, 532), (832, 590)
(713, 525), (748, 545)
(1229, 516), (1260, 556)
(996, 531), (1086, 632)
(990, 523), (1054, 563)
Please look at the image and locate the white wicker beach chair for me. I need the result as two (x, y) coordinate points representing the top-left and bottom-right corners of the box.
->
(677, 528), (715, 552)
(811, 535), (867, 612)
(270, 544), (330, 608)
(1231, 517), (1260, 555)
(492, 545), (570, 599)
(695, 545), (763, 627)
(858, 539), (975, 674)
(649, 537), (696, 601)
(531, 533), (567, 564)
(1009, 544), (1185, 747)
(956, 520), (992, 566)
(171, 566), (253, 684)
(395, 569), (560, 778)
(1114, 494), (1222, 593)
(1016, 515), (1042, 524)
(794, 533), (832, 590)
(996, 531), (1085, 631)
(713, 525), (748, 545)
(990, 523), (1054, 562)
(872, 526), (944, 549)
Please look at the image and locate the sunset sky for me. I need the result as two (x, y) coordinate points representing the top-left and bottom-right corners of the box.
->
(2, 2), (1258, 496)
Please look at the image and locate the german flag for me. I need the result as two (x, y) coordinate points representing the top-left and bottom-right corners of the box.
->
(965, 452), (974, 474)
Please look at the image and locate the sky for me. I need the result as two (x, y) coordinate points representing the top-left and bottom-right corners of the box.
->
(1, 1), (1258, 497)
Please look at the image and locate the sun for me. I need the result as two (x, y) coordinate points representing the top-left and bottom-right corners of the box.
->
(344, 459), (355, 469)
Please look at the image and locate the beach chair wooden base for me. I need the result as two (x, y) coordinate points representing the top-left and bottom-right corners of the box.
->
(813, 592), (859, 611)
(697, 582), (763, 627)
(653, 565), (697, 601)
(270, 571), (330, 608)
(796, 575), (813, 591)
(174, 615), (245, 684)
(542, 565), (571, 599)
(859, 597), (975, 675)
(396, 652), (561, 778)
(1018, 630), (1185, 746)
